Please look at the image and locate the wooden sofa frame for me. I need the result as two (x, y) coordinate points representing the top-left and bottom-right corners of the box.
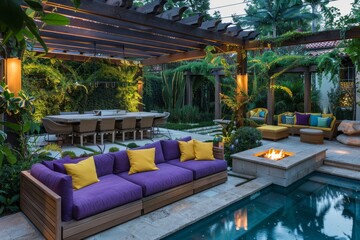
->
(20, 146), (227, 240)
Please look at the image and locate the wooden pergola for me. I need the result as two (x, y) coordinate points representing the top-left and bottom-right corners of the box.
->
(33, 0), (257, 65)
(3, 0), (360, 122)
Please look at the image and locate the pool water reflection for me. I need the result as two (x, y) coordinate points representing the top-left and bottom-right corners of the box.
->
(164, 173), (360, 240)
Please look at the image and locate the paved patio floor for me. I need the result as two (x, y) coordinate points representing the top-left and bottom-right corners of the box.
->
(1, 130), (360, 240)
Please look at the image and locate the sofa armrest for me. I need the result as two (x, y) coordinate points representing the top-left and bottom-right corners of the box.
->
(328, 117), (338, 140)
(21, 170), (62, 240)
(213, 146), (224, 159)
(30, 163), (73, 221)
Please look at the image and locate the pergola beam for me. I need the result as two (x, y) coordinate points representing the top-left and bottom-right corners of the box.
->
(40, 26), (192, 53)
(34, 43), (153, 58)
(39, 38), (162, 57)
(33, 51), (132, 63)
(39, 31), (180, 55)
(48, 7), (218, 46)
(45, 0), (244, 45)
(64, 17), (202, 50)
(141, 45), (240, 66)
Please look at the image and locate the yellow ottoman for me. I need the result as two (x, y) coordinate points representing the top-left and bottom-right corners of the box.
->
(257, 125), (289, 141)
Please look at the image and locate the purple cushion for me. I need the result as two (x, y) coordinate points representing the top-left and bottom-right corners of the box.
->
(167, 159), (227, 180)
(295, 112), (310, 125)
(111, 150), (130, 174)
(161, 136), (192, 161)
(93, 153), (115, 177)
(53, 157), (85, 174)
(118, 163), (193, 197)
(31, 163), (73, 221)
(53, 154), (114, 177)
(72, 174), (142, 220)
(42, 156), (72, 171)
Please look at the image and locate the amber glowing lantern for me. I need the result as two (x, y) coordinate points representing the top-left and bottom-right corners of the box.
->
(5, 58), (22, 96)
(236, 74), (248, 97)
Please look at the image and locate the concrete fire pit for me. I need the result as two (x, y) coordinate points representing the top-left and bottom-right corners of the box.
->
(231, 143), (326, 187)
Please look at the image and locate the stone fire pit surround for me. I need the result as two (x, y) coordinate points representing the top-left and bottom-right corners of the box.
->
(231, 143), (326, 187)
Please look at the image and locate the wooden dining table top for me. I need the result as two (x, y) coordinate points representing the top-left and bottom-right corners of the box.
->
(46, 112), (165, 123)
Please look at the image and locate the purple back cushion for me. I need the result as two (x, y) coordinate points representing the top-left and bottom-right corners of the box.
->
(53, 154), (114, 177)
(53, 157), (86, 174)
(93, 153), (115, 177)
(42, 156), (72, 171)
(161, 136), (192, 161)
(111, 150), (130, 174)
(112, 141), (168, 173)
(295, 112), (310, 125)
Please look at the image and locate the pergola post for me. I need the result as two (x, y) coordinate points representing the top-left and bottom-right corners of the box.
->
(0, 59), (4, 132)
(184, 71), (193, 105)
(211, 68), (225, 119)
(267, 78), (275, 125)
(304, 68), (311, 112)
(236, 49), (248, 126)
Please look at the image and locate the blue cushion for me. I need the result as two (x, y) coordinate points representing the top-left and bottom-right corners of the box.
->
(285, 116), (294, 125)
(259, 111), (265, 118)
(309, 114), (321, 126)
(317, 117), (329, 127)
(281, 115), (286, 124)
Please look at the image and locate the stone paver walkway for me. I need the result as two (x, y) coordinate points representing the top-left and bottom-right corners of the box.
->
(0, 176), (272, 240)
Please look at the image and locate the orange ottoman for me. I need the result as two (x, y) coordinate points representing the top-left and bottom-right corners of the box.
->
(257, 125), (289, 141)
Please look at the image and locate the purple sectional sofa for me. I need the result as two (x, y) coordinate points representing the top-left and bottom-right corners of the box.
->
(20, 137), (227, 240)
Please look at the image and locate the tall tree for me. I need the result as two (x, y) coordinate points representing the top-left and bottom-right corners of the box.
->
(304, 0), (330, 32)
(234, 0), (317, 37)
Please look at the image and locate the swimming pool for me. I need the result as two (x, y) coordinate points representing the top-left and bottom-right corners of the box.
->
(164, 173), (360, 240)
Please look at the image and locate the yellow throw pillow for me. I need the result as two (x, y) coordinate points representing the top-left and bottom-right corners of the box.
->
(194, 140), (215, 161)
(64, 156), (99, 190)
(253, 109), (260, 117)
(322, 113), (333, 118)
(178, 140), (195, 162)
(127, 148), (158, 174)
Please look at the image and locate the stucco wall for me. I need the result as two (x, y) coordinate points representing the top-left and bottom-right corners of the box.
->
(315, 73), (336, 114)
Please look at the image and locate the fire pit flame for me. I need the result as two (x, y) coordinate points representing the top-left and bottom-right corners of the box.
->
(264, 148), (286, 161)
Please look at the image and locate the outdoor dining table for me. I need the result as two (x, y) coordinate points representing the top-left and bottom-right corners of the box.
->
(45, 111), (165, 123)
